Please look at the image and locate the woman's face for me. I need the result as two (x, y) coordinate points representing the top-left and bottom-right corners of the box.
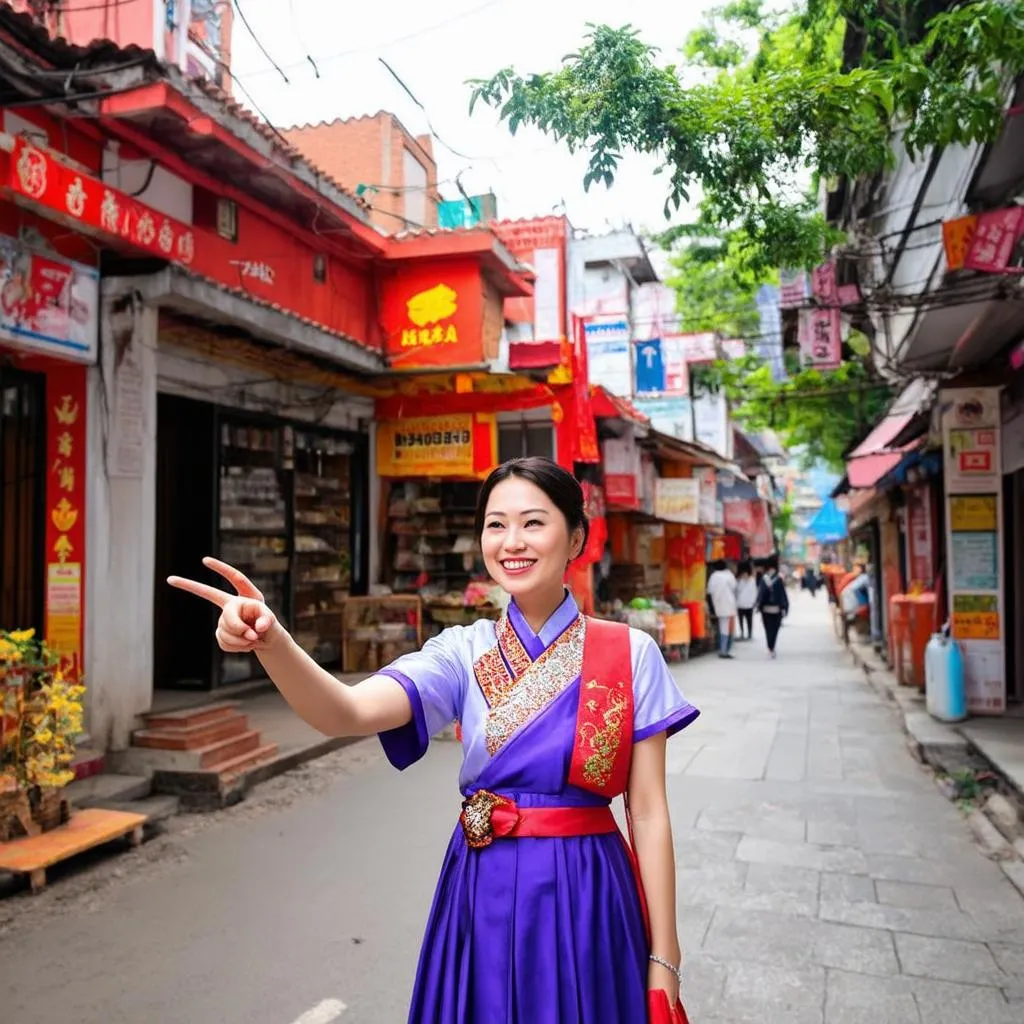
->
(480, 476), (581, 601)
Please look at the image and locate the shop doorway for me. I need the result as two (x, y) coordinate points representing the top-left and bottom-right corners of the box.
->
(154, 393), (218, 689)
(0, 365), (46, 634)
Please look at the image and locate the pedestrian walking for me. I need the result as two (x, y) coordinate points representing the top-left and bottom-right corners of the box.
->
(756, 556), (789, 658)
(736, 560), (757, 640)
(706, 559), (738, 658)
(168, 457), (698, 1024)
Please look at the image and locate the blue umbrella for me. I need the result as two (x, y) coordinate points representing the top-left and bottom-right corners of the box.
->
(807, 499), (848, 544)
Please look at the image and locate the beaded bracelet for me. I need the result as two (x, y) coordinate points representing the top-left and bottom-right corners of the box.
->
(648, 953), (684, 985)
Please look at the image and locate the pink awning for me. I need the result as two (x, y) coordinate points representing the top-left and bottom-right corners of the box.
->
(847, 437), (924, 489)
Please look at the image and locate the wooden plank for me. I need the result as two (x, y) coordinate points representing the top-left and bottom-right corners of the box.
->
(0, 808), (148, 873)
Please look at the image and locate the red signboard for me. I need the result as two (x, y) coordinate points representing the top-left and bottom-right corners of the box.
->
(605, 473), (639, 509)
(379, 260), (484, 368)
(9, 138), (197, 267)
(964, 207), (1024, 274)
(43, 363), (87, 680)
(723, 500), (755, 537)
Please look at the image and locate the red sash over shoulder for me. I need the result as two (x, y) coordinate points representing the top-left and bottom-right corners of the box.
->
(568, 617), (634, 798)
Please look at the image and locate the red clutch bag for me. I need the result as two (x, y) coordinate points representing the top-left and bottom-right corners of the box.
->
(648, 988), (690, 1023)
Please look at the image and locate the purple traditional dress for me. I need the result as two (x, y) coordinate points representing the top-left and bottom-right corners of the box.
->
(378, 592), (699, 1024)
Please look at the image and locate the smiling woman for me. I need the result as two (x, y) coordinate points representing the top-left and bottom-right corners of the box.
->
(167, 456), (699, 1024)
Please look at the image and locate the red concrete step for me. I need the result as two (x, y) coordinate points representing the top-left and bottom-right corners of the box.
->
(132, 711), (249, 751)
(216, 743), (279, 782)
(199, 729), (262, 769)
(142, 702), (241, 732)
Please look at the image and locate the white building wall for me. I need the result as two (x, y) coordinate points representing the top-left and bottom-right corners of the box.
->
(85, 297), (159, 751)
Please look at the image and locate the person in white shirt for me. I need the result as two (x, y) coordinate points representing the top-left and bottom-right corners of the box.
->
(706, 560), (738, 659)
(736, 560), (758, 641)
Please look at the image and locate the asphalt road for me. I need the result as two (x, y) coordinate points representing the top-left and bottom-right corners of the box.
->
(2, 595), (1024, 1024)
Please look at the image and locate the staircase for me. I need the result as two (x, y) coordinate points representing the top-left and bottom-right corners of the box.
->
(122, 702), (279, 810)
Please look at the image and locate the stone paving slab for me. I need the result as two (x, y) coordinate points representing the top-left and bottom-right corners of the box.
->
(669, 595), (1024, 1024)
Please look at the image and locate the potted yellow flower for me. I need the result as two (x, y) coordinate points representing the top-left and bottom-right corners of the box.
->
(0, 629), (85, 839)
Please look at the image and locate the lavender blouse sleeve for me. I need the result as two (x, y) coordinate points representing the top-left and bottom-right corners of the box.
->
(632, 631), (700, 743)
(377, 628), (467, 770)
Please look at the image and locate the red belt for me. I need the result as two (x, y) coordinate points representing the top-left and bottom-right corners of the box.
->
(459, 790), (618, 850)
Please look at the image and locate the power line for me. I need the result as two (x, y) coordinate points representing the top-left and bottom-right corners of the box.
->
(232, 0), (290, 85)
(233, 0), (503, 80)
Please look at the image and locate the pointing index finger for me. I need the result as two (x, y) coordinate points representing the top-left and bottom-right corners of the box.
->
(167, 576), (232, 609)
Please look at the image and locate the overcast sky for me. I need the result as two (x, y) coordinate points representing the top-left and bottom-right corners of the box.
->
(228, 0), (713, 239)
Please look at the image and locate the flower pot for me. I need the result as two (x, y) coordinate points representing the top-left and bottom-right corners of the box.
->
(0, 789), (39, 841)
(28, 786), (70, 833)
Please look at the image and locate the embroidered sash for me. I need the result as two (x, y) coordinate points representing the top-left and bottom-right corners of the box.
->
(475, 615), (585, 756)
(568, 617), (634, 798)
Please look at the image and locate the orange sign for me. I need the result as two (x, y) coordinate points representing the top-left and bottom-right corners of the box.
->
(942, 215), (978, 272)
(44, 364), (87, 678)
(376, 413), (497, 478)
(381, 260), (484, 368)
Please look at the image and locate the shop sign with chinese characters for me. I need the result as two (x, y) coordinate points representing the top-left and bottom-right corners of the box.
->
(0, 233), (98, 363)
(654, 478), (700, 525)
(381, 261), (485, 369)
(7, 138), (197, 267)
(376, 413), (496, 478)
(941, 387), (1005, 713)
(44, 365), (87, 678)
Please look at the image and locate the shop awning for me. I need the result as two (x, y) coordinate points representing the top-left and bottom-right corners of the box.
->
(717, 472), (760, 502)
(591, 386), (649, 425)
(807, 499), (848, 544)
(845, 379), (934, 490)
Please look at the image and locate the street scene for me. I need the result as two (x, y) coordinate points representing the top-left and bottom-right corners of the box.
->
(3, 1), (1024, 1022)
(1, 597), (1022, 1024)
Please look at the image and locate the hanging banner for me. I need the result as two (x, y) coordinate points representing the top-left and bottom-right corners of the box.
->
(376, 413), (496, 477)
(941, 387), (1005, 713)
(942, 215), (979, 272)
(44, 364), (87, 679)
(654, 478), (700, 524)
(811, 261), (839, 306)
(964, 207), (1024, 274)
(799, 308), (842, 370)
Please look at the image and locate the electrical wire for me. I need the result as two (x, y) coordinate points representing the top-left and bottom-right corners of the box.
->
(231, 0), (290, 85)
(233, 0), (503, 80)
(377, 58), (482, 164)
(287, 0), (320, 79)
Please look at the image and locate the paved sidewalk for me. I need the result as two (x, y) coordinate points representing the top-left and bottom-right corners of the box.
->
(672, 593), (1024, 1024)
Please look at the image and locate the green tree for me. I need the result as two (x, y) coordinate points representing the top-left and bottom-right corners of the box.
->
(469, 0), (1024, 271)
(695, 355), (893, 470)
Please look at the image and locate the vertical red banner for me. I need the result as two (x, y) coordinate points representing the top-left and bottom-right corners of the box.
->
(44, 364), (87, 680)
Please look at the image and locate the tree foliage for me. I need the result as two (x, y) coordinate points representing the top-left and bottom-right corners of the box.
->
(470, 0), (1024, 270)
(697, 354), (893, 470)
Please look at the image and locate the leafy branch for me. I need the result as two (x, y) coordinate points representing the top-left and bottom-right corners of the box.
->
(469, 1), (1024, 270)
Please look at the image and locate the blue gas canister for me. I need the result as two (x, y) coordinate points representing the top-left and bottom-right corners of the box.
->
(925, 625), (967, 723)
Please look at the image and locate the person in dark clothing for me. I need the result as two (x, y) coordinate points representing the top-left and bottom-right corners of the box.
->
(756, 556), (789, 658)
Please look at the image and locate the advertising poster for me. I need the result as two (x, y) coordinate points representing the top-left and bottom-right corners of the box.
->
(941, 387), (1005, 712)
